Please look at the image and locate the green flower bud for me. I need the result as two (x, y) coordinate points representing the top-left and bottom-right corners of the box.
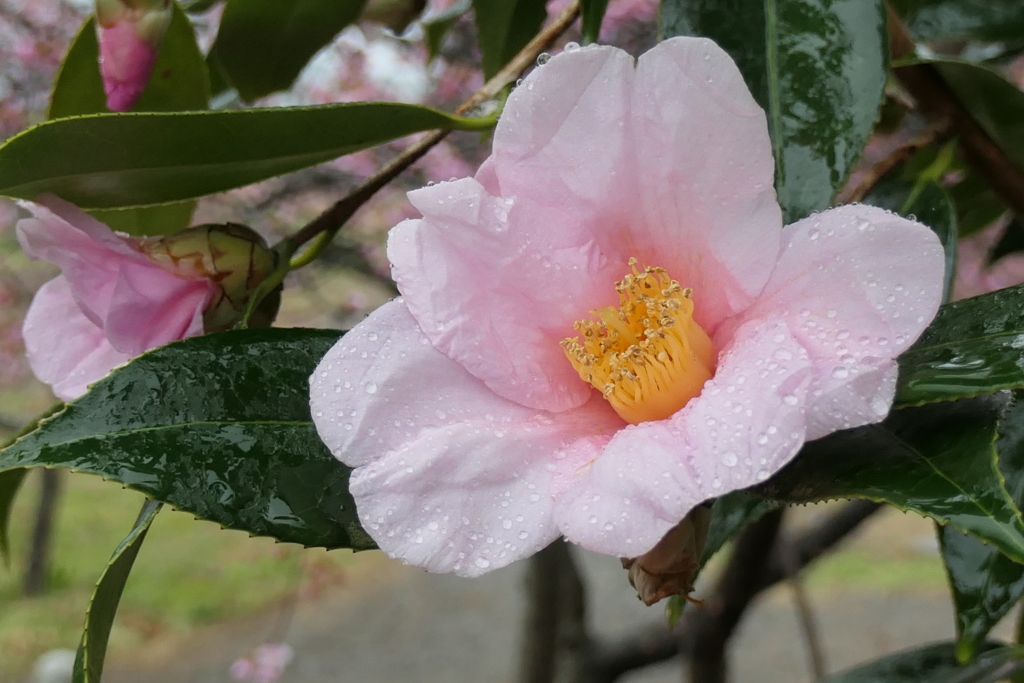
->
(138, 223), (278, 333)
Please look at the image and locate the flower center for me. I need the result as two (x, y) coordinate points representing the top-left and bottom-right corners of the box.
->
(560, 259), (717, 424)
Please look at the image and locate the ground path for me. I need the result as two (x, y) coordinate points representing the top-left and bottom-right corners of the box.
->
(102, 508), (1004, 683)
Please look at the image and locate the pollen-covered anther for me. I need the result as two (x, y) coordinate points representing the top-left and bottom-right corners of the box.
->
(560, 259), (717, 424)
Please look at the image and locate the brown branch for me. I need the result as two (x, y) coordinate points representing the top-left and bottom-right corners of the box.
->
(689, 509), (785, 683)
(520, 542), (565, 683)
(782, 545), (826, 681)
(886, 4), (1024, 219)
(578, 500), (882, 683)
(289, 1), (582, 251)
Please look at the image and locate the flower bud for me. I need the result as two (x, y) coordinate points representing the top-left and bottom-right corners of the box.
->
(95, 0), (173, 111)
(621, 504), (712, 606)
(137, 223), (278, 333)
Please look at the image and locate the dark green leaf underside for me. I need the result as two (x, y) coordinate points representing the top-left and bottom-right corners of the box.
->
(0, 104), (492, 210)
(755, 396), (1024, 564)
(210, 0), (367, 102)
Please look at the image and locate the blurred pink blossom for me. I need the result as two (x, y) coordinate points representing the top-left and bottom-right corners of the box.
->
(229, 643), (295, 683)
(17, 195), (216, 400)
(953, 220), (1024, 301)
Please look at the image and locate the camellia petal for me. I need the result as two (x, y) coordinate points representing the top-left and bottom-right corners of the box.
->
(106, 259), (214, 356)
(16, 195), (147, 326)
(629, 38), (782, 334)
(732, 204), (945, 439)
(390, 178), (623, 413)
(553, 319), (813, 556)
(22, 277), (132, 402)
(310, 300), (623, 575)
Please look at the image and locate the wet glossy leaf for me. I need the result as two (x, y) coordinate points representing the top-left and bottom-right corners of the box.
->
(700, 491), (780, 568)
(661, 0), (888, 222)
(940, 393), (1024, 662)
(820, 641), (1021, 683)
(896, 283), (1024, 406)
(939, 526), (1024, 663)
(581, 0), (610, 43)
(72, 500), (161, 683)
(48, 7), (209, 234)
(0, 329), (374, 550)
(0, 468), (27, 565)
(865, 179), (958, 301)
(209, 0), (367, 102)
(755, 396), (1024, 564)
(473, 0), (548, 78)
(893, 0), (1024, 48)
(0, 103), (493, 209)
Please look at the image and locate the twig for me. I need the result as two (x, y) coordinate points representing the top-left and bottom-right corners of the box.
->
(886, 4), (1024, 220)
(689, 509), (785, 683)
(577, 501), (881, 683)
(782, 542), (826, 681)
(839, 126), (947, 204)
(22, 469), (63, 597)
(288, 0), (582, 254)
(520, 542), (566, 683)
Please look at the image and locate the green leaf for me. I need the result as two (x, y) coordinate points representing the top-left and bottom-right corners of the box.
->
(699, 492), (780, 568)
(940, 393), (1024, 662)
(48, 6), (210, 234)
(581, 0), (610, 44)
(0, 468), (27, 565)
(939, 525), (1024, 663)
(661, 0), (888, 222)
(819, 641), (1022, 683)
(865, 178), (958, 301)
(473, 0), (548, 79)
(931, 60), (1024, 174)
(209, 0), (367, 102)
(754, 396), (1024, 565)
(72, 499), (161, 683)
(896, 283), (1024, 406)
(894, 0), (1024, 48)
(49, 8), (210, 118)
(0, 329), (374, 550)
(0, 103), (494, 210)
(949, 170), (1007, 238)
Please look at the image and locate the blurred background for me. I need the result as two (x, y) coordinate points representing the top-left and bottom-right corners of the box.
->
(3, 1), (1024, 681)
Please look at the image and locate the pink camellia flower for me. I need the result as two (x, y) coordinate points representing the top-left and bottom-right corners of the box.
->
(309, 38), (945, 576)
(95, 0), (172, 112)
(18, 195), (274, 401)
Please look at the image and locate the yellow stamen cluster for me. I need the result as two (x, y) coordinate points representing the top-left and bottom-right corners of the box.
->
(561, 259), (717, 424)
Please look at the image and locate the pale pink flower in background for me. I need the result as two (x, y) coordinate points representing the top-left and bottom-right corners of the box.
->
(94, 0), (172, 111)
(309, 39), (945, 576)
(952, 219), (1024, 300)
(17, 195), (216, 401)
(229, 643), (295, 683)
